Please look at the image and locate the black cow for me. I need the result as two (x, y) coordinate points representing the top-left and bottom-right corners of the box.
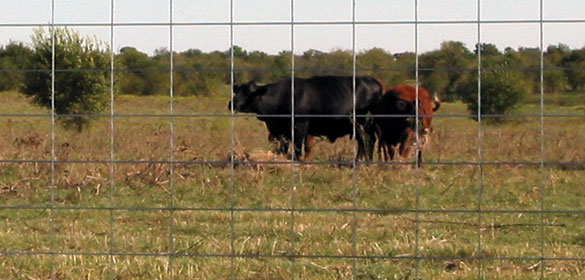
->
(229, 75), (385, 161)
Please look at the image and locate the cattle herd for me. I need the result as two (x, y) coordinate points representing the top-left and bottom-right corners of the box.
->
(229, 75), (441, 164)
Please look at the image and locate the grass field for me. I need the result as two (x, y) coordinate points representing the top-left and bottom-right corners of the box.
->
(1, 89), (585, 279)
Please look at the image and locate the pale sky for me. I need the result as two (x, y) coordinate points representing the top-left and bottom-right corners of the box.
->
(0, 0), (584, 55)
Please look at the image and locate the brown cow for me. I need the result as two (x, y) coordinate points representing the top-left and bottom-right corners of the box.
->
(375, 85), (441, 162)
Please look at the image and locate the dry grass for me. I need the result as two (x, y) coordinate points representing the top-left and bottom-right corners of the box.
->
(1, 90), (585, 279)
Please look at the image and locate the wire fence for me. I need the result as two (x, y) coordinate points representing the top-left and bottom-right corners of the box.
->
(1, 0), (585, 279)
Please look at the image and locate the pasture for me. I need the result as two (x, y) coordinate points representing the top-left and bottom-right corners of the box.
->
(1, 89), (585, 279)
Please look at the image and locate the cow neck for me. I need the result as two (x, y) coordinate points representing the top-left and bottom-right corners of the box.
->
(256, 85), (289, 115)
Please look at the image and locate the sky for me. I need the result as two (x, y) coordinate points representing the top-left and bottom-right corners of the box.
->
(0, 0), (584, 55)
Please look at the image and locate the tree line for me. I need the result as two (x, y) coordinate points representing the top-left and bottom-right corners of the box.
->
(1, 28), (584, 129)
(3, 35), (585, 97)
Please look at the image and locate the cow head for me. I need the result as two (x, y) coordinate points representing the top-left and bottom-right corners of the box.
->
(229, 81), (261, 113)
(386, 86), (440, 136)
(418, 92), (442, 136)
(394, 97), (416, 116)
(374, 93), (416, 127)
(415, 93), (440, 147)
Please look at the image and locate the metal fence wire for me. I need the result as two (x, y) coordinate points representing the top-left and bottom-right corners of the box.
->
(1, 0), (585, 279)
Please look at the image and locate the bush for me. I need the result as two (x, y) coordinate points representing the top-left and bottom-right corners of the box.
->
(173, 51), (225, 96)
(22, 27), (110, 131)
(0, 42), (33, 91)
(460, 70), (526, 121)
(116, 46), (168, 96)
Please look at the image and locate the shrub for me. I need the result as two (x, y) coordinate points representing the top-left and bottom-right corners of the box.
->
(0, 42), (33, 91)
(22, 27), (110, 131)
(460, 69), (526, 122)
(116, 46), (168, 96)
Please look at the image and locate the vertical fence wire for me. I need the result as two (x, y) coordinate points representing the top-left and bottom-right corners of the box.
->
(108, 0), (116, 279)
(538, 0), (546, 278)
(49, 1), (56, 279)
(476, 0), (484, 278)
(168, 0), (176, 277)
(350, 0), (358, 276)
(229, 0), (236, 279)
(413, 0), (421, 278)
(289, 0), (297, 278)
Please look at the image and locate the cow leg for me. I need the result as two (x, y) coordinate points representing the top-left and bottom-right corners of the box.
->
(303, 135), (316, 161)
(367, 135), (376, 161)
(355, 123), (375, 161)
(399, 142), (411, 159)
(365, 114), (378, 161)
(375, 125), (386, 161)
(277, 136), (289, 155)
(387, 144), (395, 161)
(280, 138), (290, 155)
(268, 134), (289, 155)
(355, 133), (366, 161)
(377, 139), (384, 161)
(354, 123), (365, 161)
(268, 133), (280, 153)
(381, 142), (389, 162)
(293, 121), (309, 161)
(399, 129), (416, 159)
(364, 123), (377, 161)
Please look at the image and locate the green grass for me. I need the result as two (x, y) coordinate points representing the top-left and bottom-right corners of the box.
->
(1, 90), (585, 279)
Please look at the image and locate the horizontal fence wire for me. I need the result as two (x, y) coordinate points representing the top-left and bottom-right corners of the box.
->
(1, 158), (585, 167)
(1, 113), (584, 119)
(1, 19), (585, 27)
(0, 251), (583, 263)
(3, 66), (585, 74)
(2, 205), (585, 215)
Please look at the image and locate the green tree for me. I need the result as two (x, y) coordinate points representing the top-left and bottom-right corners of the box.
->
(326, 49), (353, 75)
(564, 48), (585, 91)
(420, 41), (475, 101)
(475, 43), (501, 57)
(544, 44), (571, 93)
(460, 69), (526, 122)
(546, 43), (570, 66)
(116, 46), (168, 95)
(173, 49), (226, 96)
(0, 42), (33, 91)
(544, 69), (569, 94)
(544, 44), (570, 93)
(356, 48), (410, 88)
(269, 50), (292, 81)
(245, 50), (271, 82)
(22, 27), (110, 131)
(500, 47), (540, 95)
(232, 47), (272, 84)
